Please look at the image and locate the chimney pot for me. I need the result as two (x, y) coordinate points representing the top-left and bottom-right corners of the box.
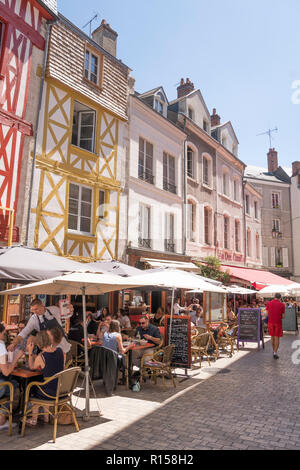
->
(92, 19), (118, 57)
(292, 161), (300, 177)
(267, 148), (279, 173)
(177, 77), (194, 98)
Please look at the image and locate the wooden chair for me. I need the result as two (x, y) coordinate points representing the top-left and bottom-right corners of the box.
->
(217, 328), (235, 357)
(21, 367), (81, 443)
(69, 340), (86, 368)
(0, 381), (14, 436)
(140, 344), (176, 391)
(195, 326), (207, 335)
(191, 332), (213, 368)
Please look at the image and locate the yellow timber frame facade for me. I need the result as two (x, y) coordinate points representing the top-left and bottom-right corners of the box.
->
(30, 77), (122, 262)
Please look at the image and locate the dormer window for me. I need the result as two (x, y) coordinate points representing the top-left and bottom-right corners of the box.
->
(154, 92), (165, 115)
(203, 119), (208, 132)
(84, 46), (103, 88)
(188, 107), (194, 120)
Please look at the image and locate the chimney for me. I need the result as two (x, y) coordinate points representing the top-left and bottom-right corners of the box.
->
(177, 78), (194, 99)
(211, 108), (221, 127)
(267, 148), (278, 173)
(292, 161), (300, 177)
(92, 19), (118, 57)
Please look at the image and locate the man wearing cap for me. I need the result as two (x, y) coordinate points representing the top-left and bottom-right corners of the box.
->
(266, 293), (285, 359)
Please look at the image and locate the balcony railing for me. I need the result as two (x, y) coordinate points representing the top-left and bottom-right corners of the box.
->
(138, 167), (155, 185)
(138, 237), (151, 249)
(164, 240), (175, 253)
(272, 230), (282, 239)
(163, 179), (177, 194)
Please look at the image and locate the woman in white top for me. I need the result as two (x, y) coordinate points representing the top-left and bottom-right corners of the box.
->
(119, 309), (131, 330)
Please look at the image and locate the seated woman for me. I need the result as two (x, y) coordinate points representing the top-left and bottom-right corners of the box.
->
(102, 320), (133, 355)
(151, 307), (165, 327)
(48, 326), (66, 364)
(96, 315), (112, 341)
(0, 323), (21, 430)
(87, 312), (99, 336)
(25, 330), (64, 426)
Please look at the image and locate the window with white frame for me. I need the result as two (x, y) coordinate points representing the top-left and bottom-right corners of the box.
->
(165, 213), (175, 252)
(72, 101), (96, 153)
(163, 152), (176, 194)
(233, 178), (239, 202)
(187, 201), (196, 241)
(272, 192), (280, 209)
(222, 170), (229, 196)
(204, 207), (212, 245)
(68, 183), (93, 233)
(203, 155), (212, 187)
(247, 229), (251, 257)
(98, 189), (106, 220)
(138, 205), (151, 248)
(254, 200), (259, 219)
(256, 233), (260, 260)
(187, 147), (195, 179)
(139, 137), (154, 184)
(85, 49), (100, 85)
(245, 194), (250, 215)
(272, 219), (280, 232)
(224, 215), (230, 249)
(235, 220), (241, 252)
(154, 92), (165, 115)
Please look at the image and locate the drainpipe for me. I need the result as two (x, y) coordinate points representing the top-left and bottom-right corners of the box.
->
(182, 116), (187, 256)
(242, 175), (247, 267)
(25, 20), (54, 246)
(288, 180), (294, 279)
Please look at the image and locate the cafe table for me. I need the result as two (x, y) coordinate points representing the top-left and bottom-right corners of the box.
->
(11, 367), (43, 432)
(124, 341), (153, 388)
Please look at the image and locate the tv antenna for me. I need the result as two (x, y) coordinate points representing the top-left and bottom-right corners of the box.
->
(82, 13), (99, 37)
(257, 127), (278, 148)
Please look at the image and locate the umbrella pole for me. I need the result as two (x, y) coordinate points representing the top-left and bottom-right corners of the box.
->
(169, 288), (175, 346)
(81, 287), (90, 419)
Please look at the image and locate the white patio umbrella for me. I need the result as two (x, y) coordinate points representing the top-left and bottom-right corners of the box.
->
(0, 271), (142, 419)
(286, 283), (300, 296)
(223, 285), (257, 315)
(128, 269), (226, 343)
(258, 284), (292, 297)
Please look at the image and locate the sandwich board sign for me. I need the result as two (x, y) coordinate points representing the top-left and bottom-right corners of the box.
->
(237, 308), (264, 350)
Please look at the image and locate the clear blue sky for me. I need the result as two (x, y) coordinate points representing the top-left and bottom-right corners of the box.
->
(59, 0), (300, 169)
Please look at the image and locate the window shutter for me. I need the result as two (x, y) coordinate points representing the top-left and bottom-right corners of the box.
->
(262, 247), (268, 266)
(282, 248), (289, 268)
(270, 247), (276, 267)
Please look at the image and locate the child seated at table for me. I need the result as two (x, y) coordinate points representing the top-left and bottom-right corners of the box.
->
(24, 330), (64, 426)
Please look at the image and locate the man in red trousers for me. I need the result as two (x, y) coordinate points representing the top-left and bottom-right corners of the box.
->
(266, 293), (285, 359)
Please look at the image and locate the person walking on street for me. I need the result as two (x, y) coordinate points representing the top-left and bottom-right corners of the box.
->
(266, 293), (285, 360)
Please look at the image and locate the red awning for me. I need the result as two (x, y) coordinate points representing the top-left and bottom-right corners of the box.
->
(221, 265), (294, 289)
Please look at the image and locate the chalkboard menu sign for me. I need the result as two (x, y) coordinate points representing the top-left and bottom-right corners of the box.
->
(165, 315), (191, 368)
(237, 308), (264, 350)
(282, 307), (298, 333)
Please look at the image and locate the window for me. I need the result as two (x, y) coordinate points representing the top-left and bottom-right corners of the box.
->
(187, 147), (195, 179)
(165, 213), (175, 252)
(233, 179), (239, 202)
(272, 219), (280, 232)
(256, 233), (260, 260)
(203, 119), (208, 132)
(72, 101), (96, 153)
(85, 49), (99, 85)
(154, 99), (163, 114)
(223, 170), (229, 196)
(254, 201), (258, 219)
(98, 190), (106, 219)
(0, 22), (5, 60)
(187, 201), (196, 241)
(247, 229), (251, 257)
(139, 138), (154, 184)
(275, 247), (283, 267)
(245, 194), (250, 215)
(272, 192), (280, 209)
(163, 153), (176, 194)
(203, 156), (211, 187)
(204, 207), (212, 245)
(138, 205), (151, 248)
(68, 183), (92, 233)
(224, 215), (229, 249)
(222, 136), (227, 148)
(188, 107), (194, 120)
(235, 220), (240, 252)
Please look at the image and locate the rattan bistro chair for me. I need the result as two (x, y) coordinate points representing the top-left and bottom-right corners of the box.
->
(140, 344), (176, 391)
(21, 367), (81, 443)
(191, 332), (213, 368)
(0, 381), (14, 436)
(69, 340), (86, 368)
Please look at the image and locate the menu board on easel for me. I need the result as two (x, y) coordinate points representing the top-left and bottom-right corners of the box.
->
(237, 308), (264, 350)
(165, 315), (191, 368)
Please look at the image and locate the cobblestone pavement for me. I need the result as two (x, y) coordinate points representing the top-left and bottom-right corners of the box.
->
(0, 334), (299, 450)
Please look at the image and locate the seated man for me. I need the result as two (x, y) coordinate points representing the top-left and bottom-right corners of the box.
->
(132, 315), (161, 370)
